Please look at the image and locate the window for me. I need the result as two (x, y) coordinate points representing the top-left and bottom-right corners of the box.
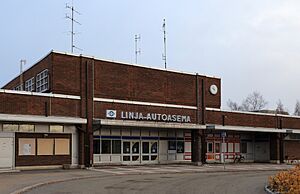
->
(177, 141), (184, 153)
(36, 69), (49, 92)
(50, 125), (63, 133)
(25, 77), (35, 91)
(123, 142), (130, 154)
(37, 139), (54, 155)
(168, 141), (176, 150)
(19, 138), (36, 156)
(228, 143), (234, 153)
(93, 139), (100, 154)
(112, 140), (121, 154)
(3, 124), (19, 132)
(54, 138), (70, 155)
(207, 142), (213, 153)
(101, 140), (111, 154)
(132, 142), (139, 154)
(235, 143), (240, 152)
(14, 84), (23, 91)
(142, 142), (150, 154)
(241, 142), (247, 153)
(151, 142), (158, 154)
(221, 143), (227, 152)
(215, 142), (220, 153)
(19, 124), (34, 132)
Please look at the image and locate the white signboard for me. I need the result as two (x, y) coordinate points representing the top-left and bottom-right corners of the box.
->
(106, 110), (191, 123)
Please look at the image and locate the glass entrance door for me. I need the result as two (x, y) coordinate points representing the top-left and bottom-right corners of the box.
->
(122, 141), (140, 164)
(214, 142), (221, 161)
(142, 141), (158, 163)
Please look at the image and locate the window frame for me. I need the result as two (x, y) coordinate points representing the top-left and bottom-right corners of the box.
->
(36, 69), (49, 92)
(25, 77), (35, 92)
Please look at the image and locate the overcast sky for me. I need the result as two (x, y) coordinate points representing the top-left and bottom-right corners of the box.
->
(1, 0), (299, 113)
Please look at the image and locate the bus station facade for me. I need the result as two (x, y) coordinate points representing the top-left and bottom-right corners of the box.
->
(0, 51), (300, 169)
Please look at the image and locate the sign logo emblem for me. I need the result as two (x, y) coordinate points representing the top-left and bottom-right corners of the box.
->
(106, 110), (116, 118)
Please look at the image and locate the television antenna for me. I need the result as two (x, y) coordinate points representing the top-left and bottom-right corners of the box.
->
(66, 2), (82, 53)
(20, 59), (26, 91)
(162, 19), (167, 69)
(135, 34), (141, 64)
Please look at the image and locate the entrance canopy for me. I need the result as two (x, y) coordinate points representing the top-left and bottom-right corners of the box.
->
(96, 119), (205, 130)
(208, 124), (299, 134)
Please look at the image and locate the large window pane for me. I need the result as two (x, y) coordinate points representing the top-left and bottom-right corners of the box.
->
(19, 125), (34, 132)
(132, 142), (139, 154)
(215, 143), (220, 153)
(151, 142), (158, 154)
(123, 142), (130, 154)
(55, 138), (70, 155)
(37, 139), (54, 155)
(221, 143), (227, 152)
(3, 124), (18, 132)
(228, 143), (234, 153)
(142, 142), (149, 154)
(112, 140), (121, 154)
(93, 139), (100, 154)
(101, 140), (111, 154)
(50, 125), (63, 133)
(177, 141), (184, 153)
(19, 138), (36, 156)
(168, 141), (176, 150)
(207, 142), (213, 153)
(235, 143), (240, 153)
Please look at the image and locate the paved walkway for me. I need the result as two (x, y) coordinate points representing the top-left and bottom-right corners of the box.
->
(91, 163), (292, 175)
(0, 164), (293, 194)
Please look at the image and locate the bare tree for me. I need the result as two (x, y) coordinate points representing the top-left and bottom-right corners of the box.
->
(294, 100), (300, 116)
(241, 91), (268, 111)
(276, 99), (285, 113)
(227, 91), (267, 112)
(227, 99), (243, 111)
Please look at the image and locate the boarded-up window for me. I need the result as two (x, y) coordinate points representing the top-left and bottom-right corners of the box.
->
(19, 125), (35, 132)
(50, 125), (63, 133)
(19, 138), (36, 156)
(55, 139), (70, 155)
(3, 124), (19, 132)
(37, 139), (54, 155)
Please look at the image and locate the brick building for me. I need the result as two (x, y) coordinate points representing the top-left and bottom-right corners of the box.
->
(0, 50), (300, 169)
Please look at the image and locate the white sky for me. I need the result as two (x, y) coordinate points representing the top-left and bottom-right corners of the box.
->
(1, 0), (299, 113)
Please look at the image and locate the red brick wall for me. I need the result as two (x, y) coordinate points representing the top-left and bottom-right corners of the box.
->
(206, 110), (300, 130)
(0, 93), (80, 117)
(93, 59), (221, 108)
(206, 110), (277, 128)
(282, 117), (300, 129)
(52, 53), (81, 96)
(284, 140), (300, 159)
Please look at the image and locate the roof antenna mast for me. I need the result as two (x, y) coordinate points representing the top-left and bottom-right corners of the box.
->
(66, 1), (82, 53)
(162, 19), (167, 69)
(135, 34), (141, 64)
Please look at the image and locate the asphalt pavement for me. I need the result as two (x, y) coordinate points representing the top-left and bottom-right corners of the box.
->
(25, 171), (274, 194)
(0, 164), (292, 194)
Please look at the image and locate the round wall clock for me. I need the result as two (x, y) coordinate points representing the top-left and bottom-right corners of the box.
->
(210, 84), (218, 95)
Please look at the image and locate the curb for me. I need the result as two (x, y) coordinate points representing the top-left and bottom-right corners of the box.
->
(9, 175), (111, 194)
(264, 185), (279, 194)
